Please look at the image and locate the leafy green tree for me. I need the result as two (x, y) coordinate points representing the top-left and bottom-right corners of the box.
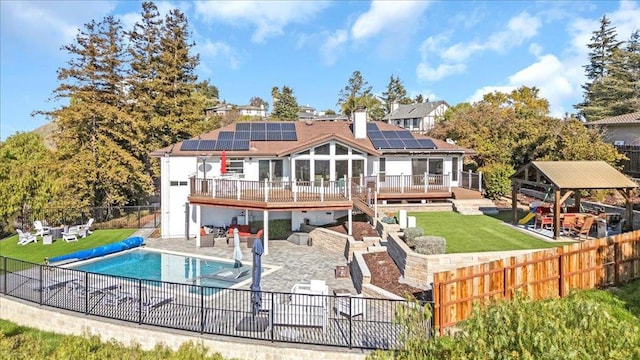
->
(270, 86), (299, 120)
(575, 15), (624, 120)
(42, 16), (152, 208)
(196, 79), (219, 107)
(380, 75), (412, 113)
(323, 109), (336, 115)
(338, 70), (372, 117)
(414, 94), (425, 103)
(0, 133), (55, 232)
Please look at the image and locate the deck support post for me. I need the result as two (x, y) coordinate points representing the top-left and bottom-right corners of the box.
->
(263, 210), (269, 255)
(348, 209), (352, 236)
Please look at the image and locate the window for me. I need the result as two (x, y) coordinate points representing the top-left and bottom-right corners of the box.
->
(315, 143), (330, 155)
(315, 160), (330, 184)
(452, 157), (458, 181)
(379, 158), (386, 181)
(259, 159), (284, 181)
(411, 159), (428, 175)
(429, 159), (443, 175)
(296, 160), (310, 181)
(336, 160), (348, 181)
(352, 159), (364, 178)
(226, 158), (244, 174)
(336, 143), (348, 155)
(170, 181), (187, 186)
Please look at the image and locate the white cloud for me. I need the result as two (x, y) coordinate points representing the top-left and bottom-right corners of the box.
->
(320, 30), (348, 66)
(529, 43), (543, 56)
(0, 1), (116, 50)
(351, 0), (431, 40)
(194, 1), (330, 43)
(417, 62), (466, 82)
(196, 40), (242, 70)
(467, 1), (640, 118)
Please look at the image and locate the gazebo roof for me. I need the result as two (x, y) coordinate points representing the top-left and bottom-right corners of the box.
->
(513, 161), (637, 190)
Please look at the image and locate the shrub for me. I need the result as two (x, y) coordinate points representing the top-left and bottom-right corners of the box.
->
(369, 290), (640, 360)
(403, 227), (424, 248)
(249, 219), (291, 239)
(413, 236), (446, 255)
(481, 162), (514, 200)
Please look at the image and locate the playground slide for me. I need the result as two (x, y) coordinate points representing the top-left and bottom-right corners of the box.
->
(518, 212), (536, 225)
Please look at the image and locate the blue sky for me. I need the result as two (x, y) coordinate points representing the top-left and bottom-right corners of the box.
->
(2, 1), (639, 140)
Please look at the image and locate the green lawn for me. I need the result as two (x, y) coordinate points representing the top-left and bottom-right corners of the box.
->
(0, 229), (136, 264)
(409, 211), (565, 253)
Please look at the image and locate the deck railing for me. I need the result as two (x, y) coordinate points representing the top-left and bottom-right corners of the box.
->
(190, 173), (465, 202)
(459, 170), (483, 192)
(0, 256), (434, 350)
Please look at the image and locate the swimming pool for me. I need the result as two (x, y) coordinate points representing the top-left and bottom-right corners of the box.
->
(70, 249), (249, 289)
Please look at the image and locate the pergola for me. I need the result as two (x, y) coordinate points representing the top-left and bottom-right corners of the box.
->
(511, 161), (638, 239)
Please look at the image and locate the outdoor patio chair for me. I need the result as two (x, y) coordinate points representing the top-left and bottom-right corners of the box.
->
(569, 215), (595, 241)
(16, 229), (37, 246)
(139, 288), (174, 316)
(33, 220), (51, 238)
(61, 226), (79, 242)
(335, 294), (366, 318)
(561, 214), (577, 235)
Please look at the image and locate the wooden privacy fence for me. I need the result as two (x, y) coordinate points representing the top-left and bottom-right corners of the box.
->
(433, 230), (640, 335)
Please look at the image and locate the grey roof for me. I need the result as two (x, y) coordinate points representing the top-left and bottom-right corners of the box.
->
(587, 112), (640, 125)
(382, 101), (448, 120)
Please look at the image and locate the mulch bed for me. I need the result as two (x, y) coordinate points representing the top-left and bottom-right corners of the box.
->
(319, 214), (378, 241)
(362, 251), (426, 299)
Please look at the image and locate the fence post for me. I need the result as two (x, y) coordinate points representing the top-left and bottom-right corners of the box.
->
(264, 179), (269, 202)
(320, 178), (324, 202)
(137, 206), (141, 229)
(138, 279), (143, 325)
(39, 264), (43, 305)
(200, 286), (205, 334)
(400, 173), (404, 193)
(503, 265), (509, 300)
(348, 296), (353, 349)
(83, 272), (90, 314)
(270, 293), (275, 342)
(438, 282), (444, 336)
(558, 250), (566, 298)
(3, 257), (7, 295)
(424, 172), (428, 193)
(478, 171), (483, 192)
(614, 241), (621, 285)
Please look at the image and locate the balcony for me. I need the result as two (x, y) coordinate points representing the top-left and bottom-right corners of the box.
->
(188, 173), (466, 210)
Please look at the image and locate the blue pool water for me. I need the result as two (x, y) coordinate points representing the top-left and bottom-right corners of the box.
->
(70, 249), (247, 290)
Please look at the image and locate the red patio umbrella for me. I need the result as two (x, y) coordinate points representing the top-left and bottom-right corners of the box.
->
(220, 150), (227, 175)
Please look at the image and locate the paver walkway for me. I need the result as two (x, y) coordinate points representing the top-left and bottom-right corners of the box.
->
(142, 235), (357, 294)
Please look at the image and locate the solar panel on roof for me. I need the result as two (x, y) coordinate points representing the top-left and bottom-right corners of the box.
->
(402, 139), (420, 149)
(281, 123), (295, 131)
(180, 140), (199, 151)
(235, 131), (250, 139)
(231, 139), (249, 150)
(397, 131), (413, 139)
(198, 140), (216, 151)
(266, 123), (281, 131)
(236, 123), (250, 131)
(366, 123), (378, 131)
(368, 130), (384, 139)
(387, 139), (405, 149)
(418, 139), (436, 149)
(381, 131), (399, 139)
(251, 131), (266, 141)
(282, 131), (297, 141)
(371, 139), (389, 149)
(266, 131), (282, 141)
(251, 123), (266, 131)
(218, 131), (235, 140)
(215, 140), (233, 151)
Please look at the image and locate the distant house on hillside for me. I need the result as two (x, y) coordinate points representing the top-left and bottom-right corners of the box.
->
(586, 111), (640, 146)
(586, 111), (640, 177)
(237, 105), (266, 118)
(204, 103), (234, 117)
(205, 103), (266, 118)
(383, 101), (449, 133)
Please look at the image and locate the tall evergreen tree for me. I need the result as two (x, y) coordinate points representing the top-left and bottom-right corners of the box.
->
(575, 15), (624, 120)
(338, 70), (372, 117)
(271, 86), (299, 120)
(381, 75), (411, 113)
(43, 16), (151, 208)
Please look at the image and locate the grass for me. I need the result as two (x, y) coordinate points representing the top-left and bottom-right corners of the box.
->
(409, 211), (566, 253)
(0, 229), (136, 264)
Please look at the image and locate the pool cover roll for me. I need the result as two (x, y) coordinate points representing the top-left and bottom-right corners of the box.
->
(48, 236), (144, 264)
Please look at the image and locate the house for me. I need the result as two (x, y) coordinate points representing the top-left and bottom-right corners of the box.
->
(586, 112), (640, 177)
(237, 105), (266, 118)
(585, 111), (640, 146)
(150, 108), (475, 254)
(383, 101), (449, 133)
(204, 103), (234, 117)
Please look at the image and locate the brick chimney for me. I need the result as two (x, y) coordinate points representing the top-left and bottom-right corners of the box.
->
(353, 106), (367, 139)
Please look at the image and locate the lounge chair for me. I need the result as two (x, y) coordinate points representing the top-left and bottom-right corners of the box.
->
(569, 215), (595, 241)
(68, 218), (94, 238)
(201, 268), (250, 283)
(335, 294), (366, 318)
(61, 227), (78, 242)
(36, 275), (78, 294)
(33, 220), (51, 238)
(16, 229), (37, 246)
(76, 278), (121, 297)
(139, 288), (174, 316)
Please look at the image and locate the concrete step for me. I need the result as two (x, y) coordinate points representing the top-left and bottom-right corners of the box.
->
(451, 198), (499, 215)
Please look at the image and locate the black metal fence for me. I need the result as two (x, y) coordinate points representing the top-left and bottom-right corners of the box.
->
(0, 256), (433, 350)
(15, 205), (160, 233)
